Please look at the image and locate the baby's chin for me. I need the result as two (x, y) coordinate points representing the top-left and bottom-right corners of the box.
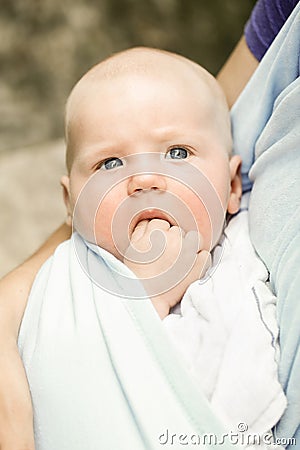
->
(94, 237), (124, 261)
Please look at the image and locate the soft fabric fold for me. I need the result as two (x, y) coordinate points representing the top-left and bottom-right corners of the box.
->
(231, 3), (300, 445)
(19, 234), (239, 450)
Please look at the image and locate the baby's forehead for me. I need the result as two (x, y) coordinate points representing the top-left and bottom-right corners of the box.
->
(71, 48), (222, 101)
(65, 48), (231, 170)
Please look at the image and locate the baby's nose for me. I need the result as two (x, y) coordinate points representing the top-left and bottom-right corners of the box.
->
(127, 173), (167, 195)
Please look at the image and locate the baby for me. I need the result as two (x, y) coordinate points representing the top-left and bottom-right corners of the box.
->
(3, 48), (286, 449)
(60, 46), (241, 318)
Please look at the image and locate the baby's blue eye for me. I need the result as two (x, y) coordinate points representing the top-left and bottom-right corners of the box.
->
(100, 157), (123, 170)
(166, 147), (189, 160)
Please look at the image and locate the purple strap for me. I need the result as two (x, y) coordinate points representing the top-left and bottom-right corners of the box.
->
(244, 0), (299, 61)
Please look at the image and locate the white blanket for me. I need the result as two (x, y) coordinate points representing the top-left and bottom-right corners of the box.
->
(18, 198), (286, 449)
(163, 198), (286, 439)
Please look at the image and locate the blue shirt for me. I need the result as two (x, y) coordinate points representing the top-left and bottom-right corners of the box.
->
(245, 0), (299, 60)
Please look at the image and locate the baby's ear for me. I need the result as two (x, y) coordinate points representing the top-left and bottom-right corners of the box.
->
(227, 155), (242, 215)
(60, 175), (72, 226)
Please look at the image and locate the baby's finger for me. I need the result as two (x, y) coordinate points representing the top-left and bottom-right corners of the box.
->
(131, 219), (148, 241)
(194, 250), (211, 278)
(168, 225), (185, 238)
(146, 218), (171, 233)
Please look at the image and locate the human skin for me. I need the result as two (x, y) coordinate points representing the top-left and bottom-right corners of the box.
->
(217, 36), (259, 107)
(61, 48), (242, 317)
(0, 43), (250, 449)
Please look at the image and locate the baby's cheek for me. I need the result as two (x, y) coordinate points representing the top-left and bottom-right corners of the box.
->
(94, 205), (115, 250)
(94, 197), (126, 260)
(184, 189), (225, 251)
(191, 206), (213, 251)
(70, 175), (128, 259)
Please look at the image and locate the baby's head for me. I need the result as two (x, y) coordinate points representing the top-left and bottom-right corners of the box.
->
(61, 47), (241, 260)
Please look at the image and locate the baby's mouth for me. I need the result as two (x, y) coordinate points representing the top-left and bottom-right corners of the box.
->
(130, 209), (176, 234)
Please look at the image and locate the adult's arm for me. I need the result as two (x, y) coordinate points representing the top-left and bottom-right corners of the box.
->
(1, 222), (71, 292)
(20, 223), (72, 277)
(0, 223), (71, 450)
(217, 36), (259, 108)
(0, 267), (36, 450)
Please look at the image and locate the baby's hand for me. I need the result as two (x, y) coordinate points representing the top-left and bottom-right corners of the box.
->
(123, 219), (210, 319)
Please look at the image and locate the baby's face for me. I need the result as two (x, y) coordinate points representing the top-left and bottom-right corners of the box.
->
(62, 67), (241, 260)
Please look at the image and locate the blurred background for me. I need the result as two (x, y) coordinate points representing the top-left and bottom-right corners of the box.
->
(0, 0), (255, 276)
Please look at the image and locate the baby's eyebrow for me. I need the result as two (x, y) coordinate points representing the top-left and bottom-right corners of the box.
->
(79, 144), (122, 160)
(73, 146), (118, 170)
(74, 129), (207, 168)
